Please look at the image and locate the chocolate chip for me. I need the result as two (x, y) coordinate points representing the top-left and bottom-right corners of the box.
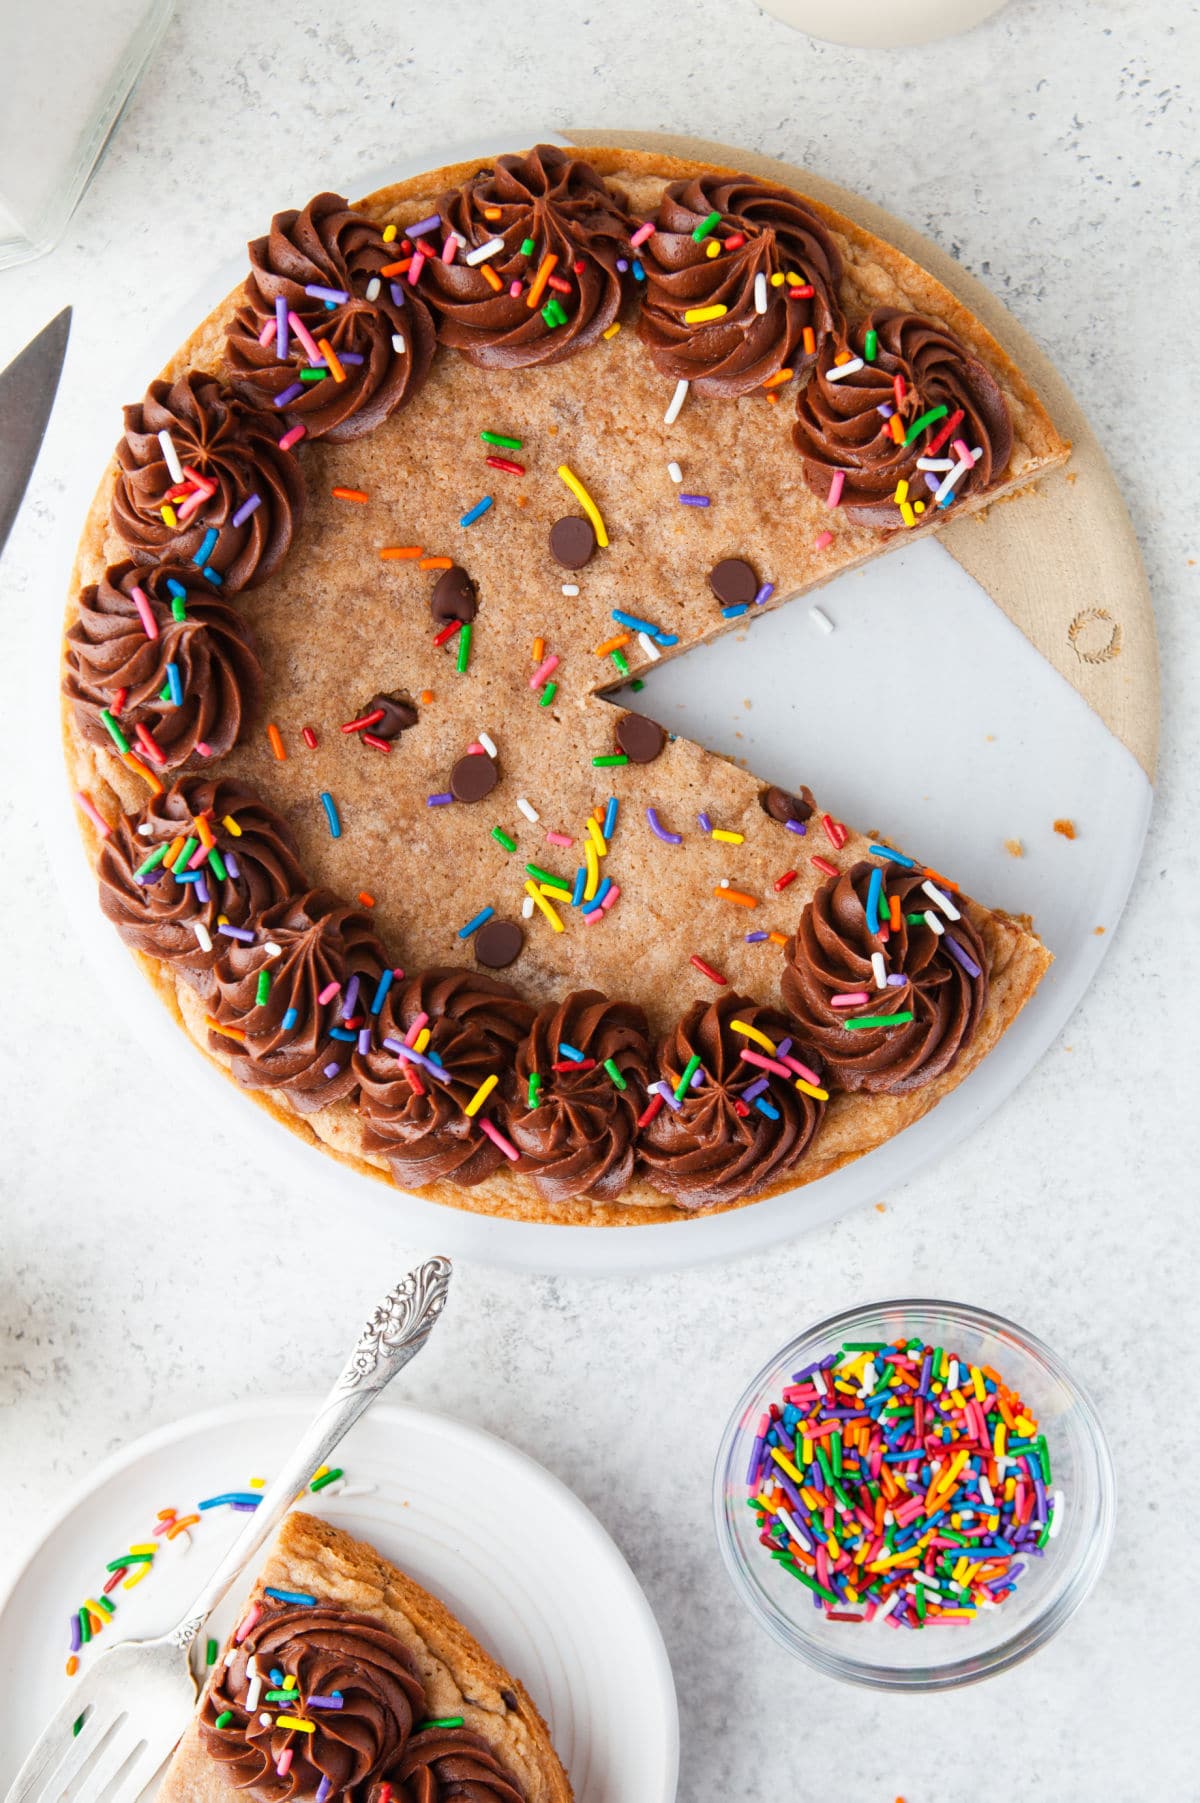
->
(549, 515), (596, 570)
(762, 783), (815, 824)
(431, 564), (477, 623)
(366, 692), (418, 740)
(615, 713), (666, 764)
(474, 918), (524, 969)
(708, 558), (758, 606)
(500, 1689), (519, 1713)
(450, 752), (498, 804)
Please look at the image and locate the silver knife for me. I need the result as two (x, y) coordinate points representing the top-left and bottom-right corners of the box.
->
(0, 305), (71, 560)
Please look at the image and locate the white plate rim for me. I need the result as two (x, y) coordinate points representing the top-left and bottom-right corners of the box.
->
(0, 1393), (680, 1803)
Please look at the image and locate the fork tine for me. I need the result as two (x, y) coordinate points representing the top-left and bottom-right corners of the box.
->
(3, 1689), (112, 1803)
(29, 1710), (130, 1803)
(105, 1739), (169, 1803)
(74, 1724), (144, 1801)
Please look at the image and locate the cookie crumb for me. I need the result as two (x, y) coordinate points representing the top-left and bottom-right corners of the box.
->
(1094, 925), (1106, 935)
(1004, 838), (1024, 858)
(1053, 818), (1077, 840)
(875, 1202), (886, 1213)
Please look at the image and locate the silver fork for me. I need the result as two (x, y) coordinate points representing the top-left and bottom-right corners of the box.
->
(5, 1255), (453, 1803)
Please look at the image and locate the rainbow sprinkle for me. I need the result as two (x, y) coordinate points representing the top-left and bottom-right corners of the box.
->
(747, 1337), (1059, 1626)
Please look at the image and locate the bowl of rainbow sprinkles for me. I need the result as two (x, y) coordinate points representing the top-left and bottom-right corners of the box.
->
(714, 1298), (1115, 1689)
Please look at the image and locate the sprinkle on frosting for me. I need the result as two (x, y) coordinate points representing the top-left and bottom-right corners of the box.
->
(111, 371), (305, 590)
(638, 172), (843, 396)
(64, 561), (261, 769)
(641, 991), (826, 1208)
(781, 858), (989, 1092)
(504, 991), (652, 1203)
(793, 309), (1014, 525)
(421, 145), (636, 368)
(226, 192), (436, 442)
(208, 890), (388, 1112)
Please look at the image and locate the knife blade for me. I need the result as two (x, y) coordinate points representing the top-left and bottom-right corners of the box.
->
(0, 305), (71, 560)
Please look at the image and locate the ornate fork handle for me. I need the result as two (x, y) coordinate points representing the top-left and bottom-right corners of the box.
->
(169, 1256), (452, 1651)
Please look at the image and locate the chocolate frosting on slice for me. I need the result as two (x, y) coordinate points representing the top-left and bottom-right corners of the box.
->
(638, 172), (844, 396)
(793, 308), (1014, 525)
(423, 145), (635, 368)
(111, 371), (304, 591)
(97, 777), (307, 993)
(355, 967), (533, 1188)
(209, 889), (389, 1113)
(226, 191), (436, 442)
(641, 991), (825, 1209)
(503, 990), (652, 1204)
(200, 1604), (425, 1800)
(781, 858), (989, 1092)
(383, 1726), (526, 1801)
(64, 561), (261, 769)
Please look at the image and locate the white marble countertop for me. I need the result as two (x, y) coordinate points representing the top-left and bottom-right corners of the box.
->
(1, 0), (1195, 1795)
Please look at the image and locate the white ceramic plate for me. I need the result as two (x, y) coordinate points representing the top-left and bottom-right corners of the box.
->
(0, 1397), (678, 1801)
(39, 135), (1153, 1275)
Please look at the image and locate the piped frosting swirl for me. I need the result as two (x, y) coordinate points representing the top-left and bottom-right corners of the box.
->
(422, 145), (635, 368)
(503, 990), (652, 1203)
(96, 777), (307, 991)
(64, 560), (261, 769)
(200, 1604), (425, 1800)
(355, 967), (534, 1189)
(226, 192), (436, 441)
(793, 308), (1013, 525)
(641, 991), (825, 1209)
(780, 859), (989, 1092)
(382, 1726), (526, 1801)
(638, 172), (844, 395)
(208, 889), (389, 1112)
(111, 371), (304, 590)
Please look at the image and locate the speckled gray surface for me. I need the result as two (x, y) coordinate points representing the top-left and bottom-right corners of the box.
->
(1, 0), (1197, 1795)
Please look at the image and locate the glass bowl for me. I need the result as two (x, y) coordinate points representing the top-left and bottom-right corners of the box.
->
(713, 1298), (1115, 1690)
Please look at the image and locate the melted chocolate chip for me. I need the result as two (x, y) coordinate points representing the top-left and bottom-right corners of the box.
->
(366, 692), (418, 740)
(762, 783), (815, 824)
(430, 564), (478, 623)
(450, 752), (498, 804)
(474, 918), (524, 969)
(709, 557), (758, 606)
(615, 713), (666, 764)
(549, 515), (596, 570)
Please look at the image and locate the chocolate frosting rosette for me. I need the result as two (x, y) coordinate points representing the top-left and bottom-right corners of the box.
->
(111, 371), (304, 590)
(502, 990), (652, 1204)
(781, 859), (989, 1093)
(638, 172), (844, 395)
(97, 777), (307, 991)
(793, 307), (1013, 525)
(200, 1605), (426, 1800)
(64, 560), (261, 769)
(208, 889), (390, 1112)
(226, 191), (436, 441)
(355, 967), (534, 1189)
(641, 991), (825, 1209)
(382, 1725), (526, 1802)
(421, 145), (635, 368)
